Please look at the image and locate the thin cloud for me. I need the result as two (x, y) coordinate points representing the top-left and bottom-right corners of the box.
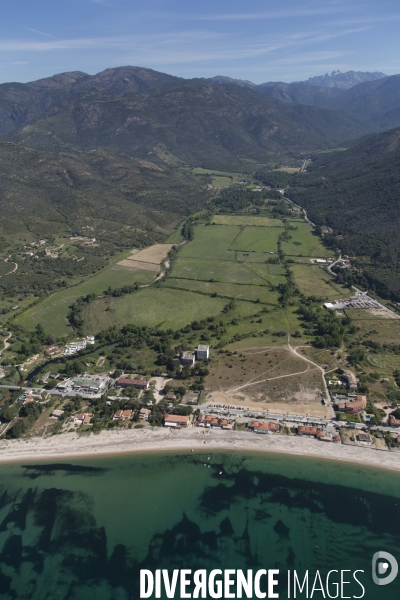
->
(189, 4), (354, 21)
(0, 24), (369, 58)
(22, 26), (60, 40)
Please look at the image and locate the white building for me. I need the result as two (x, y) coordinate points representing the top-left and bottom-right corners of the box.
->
(197, 345), (209, 361)
(181, 351), (195, 365)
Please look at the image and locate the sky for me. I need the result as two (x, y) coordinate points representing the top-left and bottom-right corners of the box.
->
(1, 0), (400, 84)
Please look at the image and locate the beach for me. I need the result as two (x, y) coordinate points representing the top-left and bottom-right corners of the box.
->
(1, 427), (400, 470)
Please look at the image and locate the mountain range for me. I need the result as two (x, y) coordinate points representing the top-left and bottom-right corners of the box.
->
(207, 69), (386, 91)
(1, 65), (400, 297)
(0, 66), (397, 170)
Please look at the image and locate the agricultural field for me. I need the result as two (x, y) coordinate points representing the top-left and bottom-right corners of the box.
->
(282, 222), (334, 257)
(117, 259), (160, 272)
(223, 250), (271, 263)
(212, 176), (232, 188)
(163, 278), (280, 305)
(117, 243), (173, 271)
(230, 225), (283, 253)
(291, 264), (344, 299)
(171, 258), (270, 286)
(179, 225), (241, 260)
(15, 265), (155, 337)
(121, 244), (174, 264)
(213, 215), (283, 226)
(111, 287), (227, 330)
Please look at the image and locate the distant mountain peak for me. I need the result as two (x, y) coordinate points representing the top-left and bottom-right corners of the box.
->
(207, 75), (256, 88)
(305, 70), (387, 90)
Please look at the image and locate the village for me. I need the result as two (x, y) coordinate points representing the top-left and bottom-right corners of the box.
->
(1, 338), (400, 454)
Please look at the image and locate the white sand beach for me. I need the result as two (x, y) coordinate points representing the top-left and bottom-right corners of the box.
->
(1, 427), (400, 471)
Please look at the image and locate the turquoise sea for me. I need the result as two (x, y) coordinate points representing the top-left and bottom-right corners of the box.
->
(0, 451), (400, 599)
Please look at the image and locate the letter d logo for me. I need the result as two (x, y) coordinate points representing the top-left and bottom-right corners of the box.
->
(372, 551), (398, 586)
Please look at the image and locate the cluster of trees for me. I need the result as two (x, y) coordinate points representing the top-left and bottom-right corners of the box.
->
(298, 305), (357, 348)
(3, 323), (55, 364)
(271, 199), (290, 218)
(212, 188), (270, 212)
(0, 247), (108, 300)
(68, 294), (96, 331)
(2, 401), (43, 439)
(104, 283), (140, 297)
(68, 284), (141, 333)
(253, 168), (290, 189)
(181, 221), (194, 241)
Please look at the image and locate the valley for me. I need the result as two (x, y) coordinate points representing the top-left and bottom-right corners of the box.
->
(1, 66), (400, 454)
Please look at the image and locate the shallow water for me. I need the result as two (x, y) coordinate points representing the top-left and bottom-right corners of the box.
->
(0, 451), (399, 599)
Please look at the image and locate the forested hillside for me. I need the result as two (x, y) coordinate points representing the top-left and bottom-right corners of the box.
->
(289, 128), (400, 298)
(0, 140), (207, 241)
(3, 71), (372, 168)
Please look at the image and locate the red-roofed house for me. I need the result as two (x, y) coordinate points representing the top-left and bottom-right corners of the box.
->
(298, 426), (324, 438)
(250, 421), (279, 434)
(117, 377), (149, 390)
(113, 409), (132, 420)
(164, 414), (189, 428)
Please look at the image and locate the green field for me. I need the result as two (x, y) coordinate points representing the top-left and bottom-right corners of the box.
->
(291, 264), (344, 298)
(15, 266), (155, 336)
(111, 287), (227, 330)
(222, 250), (271, 263)
(368, 354), (400, 371)
(178, 225), (241, 260)
(230, 225), (283, 253)
(267, 263), (286, 276)
(212, 176), (232, 188)
(163, 278), (280, 305)
(166, 230), (184, 244)
(282, 222), (334, 257)
(213, 215), (283, 227)
(171, 257), (269, 286)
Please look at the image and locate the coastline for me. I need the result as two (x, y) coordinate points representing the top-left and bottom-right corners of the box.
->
(1, 428), (400, 472)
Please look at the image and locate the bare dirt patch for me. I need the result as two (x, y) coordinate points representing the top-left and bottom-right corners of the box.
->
(206, 345), (327, 416)
(367, 308), (399, 319)
(121, 244), (174, 265)
(209, 387), (328, 418)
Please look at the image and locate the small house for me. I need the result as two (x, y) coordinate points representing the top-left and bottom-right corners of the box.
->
(139, 408), (151, 421)
(197, 345), (209, 361)
(356, 433), (372, 445)
(181, 351), (195, 365)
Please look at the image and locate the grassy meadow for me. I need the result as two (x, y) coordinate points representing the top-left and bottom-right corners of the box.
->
(163, 278), (280, 305)
(111, 288), (227, 330)
(15, 265), (155, 336)
(231, 225), (283, 253)
(282, 222), (334, 257)
(291, 264), (344, 299)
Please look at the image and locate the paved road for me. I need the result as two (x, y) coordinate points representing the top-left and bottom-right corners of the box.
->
(282, 194), (316, 227)
(327, 253), (342, 276)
